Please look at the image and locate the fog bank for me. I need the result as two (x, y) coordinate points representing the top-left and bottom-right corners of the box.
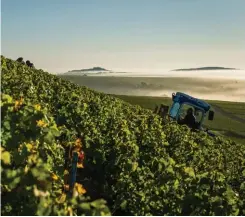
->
(59, 75), (245, 102)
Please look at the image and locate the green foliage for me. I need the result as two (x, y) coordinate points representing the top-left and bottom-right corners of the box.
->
(0, 94), (111, 216)
(1, 55), (245, 216)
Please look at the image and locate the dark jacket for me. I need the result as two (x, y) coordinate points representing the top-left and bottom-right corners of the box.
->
(183, 113), (196, 128)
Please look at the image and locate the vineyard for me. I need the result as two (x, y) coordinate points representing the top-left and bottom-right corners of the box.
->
(1, 56), (245, 215)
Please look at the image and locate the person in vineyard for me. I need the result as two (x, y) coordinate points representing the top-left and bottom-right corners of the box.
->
(16, 57), (25, 65)
(26, 60), (35, 68)
(178, 107), (196, 129)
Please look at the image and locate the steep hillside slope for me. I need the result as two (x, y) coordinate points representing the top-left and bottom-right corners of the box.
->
(1, 56), (245, 216)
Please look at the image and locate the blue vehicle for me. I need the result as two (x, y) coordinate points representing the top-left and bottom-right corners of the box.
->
(155, 92), (215, 136)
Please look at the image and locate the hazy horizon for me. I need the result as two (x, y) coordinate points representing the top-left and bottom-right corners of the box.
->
(59, 75), (245, 102)
(2, 0), (245, 74)
(62, 69), (245, 80)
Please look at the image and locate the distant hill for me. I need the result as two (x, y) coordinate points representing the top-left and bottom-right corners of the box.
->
(63, 67), (130, 76)
(172, 67), (238, 71)
(67, 67), (109, 73)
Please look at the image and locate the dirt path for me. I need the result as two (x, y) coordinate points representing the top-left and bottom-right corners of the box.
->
(210, 104), (245, 124)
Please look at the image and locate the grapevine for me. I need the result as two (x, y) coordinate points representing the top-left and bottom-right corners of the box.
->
(1, 56), (245, 215)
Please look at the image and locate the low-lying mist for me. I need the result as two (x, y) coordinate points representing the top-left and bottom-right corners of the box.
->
(59, 75), (245, 102)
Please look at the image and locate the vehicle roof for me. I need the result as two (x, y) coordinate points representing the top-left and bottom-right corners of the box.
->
(173, 92), (211, 112)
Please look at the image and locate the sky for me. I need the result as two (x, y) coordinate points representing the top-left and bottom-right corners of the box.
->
(1, 0), (245, 73)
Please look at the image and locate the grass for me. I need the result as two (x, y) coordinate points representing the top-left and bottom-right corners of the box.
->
(210, 101), (245, 117)
(237, 114), (245, 119)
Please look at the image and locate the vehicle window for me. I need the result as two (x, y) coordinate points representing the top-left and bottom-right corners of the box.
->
(194, 109), (203, 123)
(178, 104), (203, 122)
